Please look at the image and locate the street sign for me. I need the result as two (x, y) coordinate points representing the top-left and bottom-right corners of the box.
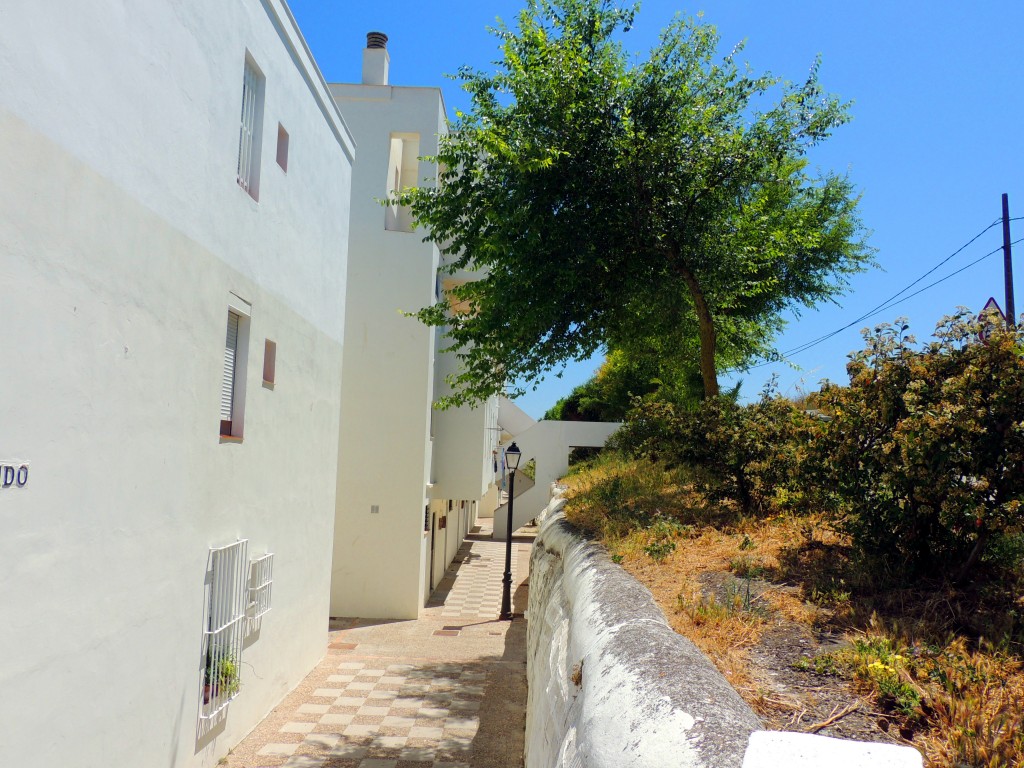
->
(978, 297), (1006, 344)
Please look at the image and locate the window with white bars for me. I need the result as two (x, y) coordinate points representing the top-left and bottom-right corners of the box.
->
(237, 56), (265, 200)
(201, 539), (249, 720)
(248, 553), (274, 620)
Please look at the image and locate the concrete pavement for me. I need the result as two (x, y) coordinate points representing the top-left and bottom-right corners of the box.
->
(223, 524), (534, 768)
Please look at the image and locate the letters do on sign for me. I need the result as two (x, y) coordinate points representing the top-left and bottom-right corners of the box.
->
(1, 464), (29, 488)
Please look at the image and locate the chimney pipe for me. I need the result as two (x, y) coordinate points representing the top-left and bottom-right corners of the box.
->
(362, 31), (390, 85)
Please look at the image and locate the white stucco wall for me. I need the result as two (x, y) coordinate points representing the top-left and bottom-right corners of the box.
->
(329, 80), (445, 620)
(494, 420), (621, 539)
(430, 372), (499, 502)
(0, 2), (352, 766)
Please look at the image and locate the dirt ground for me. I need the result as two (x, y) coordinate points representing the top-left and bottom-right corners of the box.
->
(618, 553), (915, 748)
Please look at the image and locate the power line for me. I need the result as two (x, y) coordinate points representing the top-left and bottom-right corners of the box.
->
(739, 227), (1020, 371)
(782, 220), (1001, 357)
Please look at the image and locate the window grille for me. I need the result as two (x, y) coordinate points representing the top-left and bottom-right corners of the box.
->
(237, 58), (264, 198)
(248, 553), (274, 620)
(200, 539), (248, 720)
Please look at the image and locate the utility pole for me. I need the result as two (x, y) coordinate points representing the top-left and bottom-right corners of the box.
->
(1003, 193), (1016, 327)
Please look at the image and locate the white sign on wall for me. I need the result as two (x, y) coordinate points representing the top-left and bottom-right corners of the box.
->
(0, 463), (30, 488)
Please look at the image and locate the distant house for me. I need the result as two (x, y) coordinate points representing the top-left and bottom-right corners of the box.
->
(0, 1), (354, 766)
(328, 35), (500, 620)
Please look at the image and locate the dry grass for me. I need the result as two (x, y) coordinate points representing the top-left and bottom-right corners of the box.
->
(561, 453), (1024, 767)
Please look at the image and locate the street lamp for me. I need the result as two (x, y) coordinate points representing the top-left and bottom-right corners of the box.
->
(499, 441), (521, 621)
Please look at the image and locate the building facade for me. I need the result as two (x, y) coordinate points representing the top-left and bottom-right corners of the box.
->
(328, 36), (500, 620)
(0, 1), (354, 766)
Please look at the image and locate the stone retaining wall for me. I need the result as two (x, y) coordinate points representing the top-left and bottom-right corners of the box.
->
(524, 502), (924, 768)
(524, 502), (761, 768)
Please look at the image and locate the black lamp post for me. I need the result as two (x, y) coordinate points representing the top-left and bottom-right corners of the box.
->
(499, 441), (521, 621)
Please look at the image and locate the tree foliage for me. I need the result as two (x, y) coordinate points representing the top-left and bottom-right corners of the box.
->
(402, 0), (872, 407)
(542, 346), (704, 421)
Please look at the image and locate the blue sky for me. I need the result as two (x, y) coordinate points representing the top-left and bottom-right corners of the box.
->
(289, 0), (1024, 418)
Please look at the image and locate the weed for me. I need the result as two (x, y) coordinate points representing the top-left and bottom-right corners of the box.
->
(642, 518), (683, 562)
(570, 660), (583, 687)
(729, 555), (766, 579)
(793, 654), (841, 676)
(644, 538), (676, 562)
(677, 579), (769, 625)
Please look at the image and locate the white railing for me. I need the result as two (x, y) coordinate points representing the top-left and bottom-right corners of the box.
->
(200, 539), (248, 721)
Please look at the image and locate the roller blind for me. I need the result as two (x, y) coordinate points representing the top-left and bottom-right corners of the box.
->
(221, 312), (239, 422)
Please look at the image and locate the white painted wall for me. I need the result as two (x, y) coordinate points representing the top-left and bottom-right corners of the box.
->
(430, 369), (500, 502)
(498, 396), (537, 440)
(0, 2), (352, 766)
(494, 420), (621, 539)
(527, 504), (761, 767)
(329, 48), (499, 619)
(329, 77), (444, 620)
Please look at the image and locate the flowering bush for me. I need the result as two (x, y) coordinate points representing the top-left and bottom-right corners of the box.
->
(811, 311), (1024, 581)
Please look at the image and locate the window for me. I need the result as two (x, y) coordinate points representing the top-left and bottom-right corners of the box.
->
(276, 124), (289, 172)
(201, 539), (249, 720)
(247, 553), (274, 621)
(384, 132), (420, 232)
(220, 297), (250, 439)
(237, 55), (265, 200)
(262, 339), (276, 386)
(220, 312), (240, 436)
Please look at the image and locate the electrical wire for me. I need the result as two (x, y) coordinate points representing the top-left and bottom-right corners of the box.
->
(738, 225), (1020, 371)
(784, 220), (1000, 356)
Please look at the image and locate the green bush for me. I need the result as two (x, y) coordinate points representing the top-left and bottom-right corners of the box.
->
(810, 312), (1024, 582)
(614, 389), (819, 517)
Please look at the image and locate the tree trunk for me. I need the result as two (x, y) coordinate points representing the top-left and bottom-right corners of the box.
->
(675, 259), (720, 398)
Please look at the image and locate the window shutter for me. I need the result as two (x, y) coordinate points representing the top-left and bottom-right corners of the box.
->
(221, 312), (239, 422)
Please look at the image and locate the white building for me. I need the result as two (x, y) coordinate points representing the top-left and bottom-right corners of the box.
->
(0, 1), (354, 766)
(328, 35), (500, 621)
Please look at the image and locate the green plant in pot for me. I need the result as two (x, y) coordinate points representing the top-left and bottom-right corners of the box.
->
(204, 648), (240, 704)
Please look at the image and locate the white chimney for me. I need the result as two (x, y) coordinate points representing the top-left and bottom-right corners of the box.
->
(362, 32), (389, 86)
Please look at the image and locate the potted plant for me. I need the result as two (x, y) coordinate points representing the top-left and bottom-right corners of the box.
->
(203, 649), (241, 704)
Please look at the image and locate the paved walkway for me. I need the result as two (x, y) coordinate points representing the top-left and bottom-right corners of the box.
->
(224, 523), (534, 768)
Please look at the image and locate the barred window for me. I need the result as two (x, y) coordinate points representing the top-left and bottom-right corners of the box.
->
(237, 56), (265, 199)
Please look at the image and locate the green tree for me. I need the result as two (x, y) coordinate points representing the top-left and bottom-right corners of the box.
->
(543, 346), (704, 421)
(402, 0), (872, 406)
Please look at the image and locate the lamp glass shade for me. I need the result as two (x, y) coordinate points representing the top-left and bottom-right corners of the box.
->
(505, 442), (522, 471)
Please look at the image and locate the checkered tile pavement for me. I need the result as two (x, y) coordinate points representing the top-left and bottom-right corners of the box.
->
(224, 525), (532, 768)
(255, 659), (484, 767)
(425, 539), (524, 619)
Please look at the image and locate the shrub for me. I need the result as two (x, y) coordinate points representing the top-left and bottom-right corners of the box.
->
(614, 388), (820, 517)
(810, 312), (1024, 582)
